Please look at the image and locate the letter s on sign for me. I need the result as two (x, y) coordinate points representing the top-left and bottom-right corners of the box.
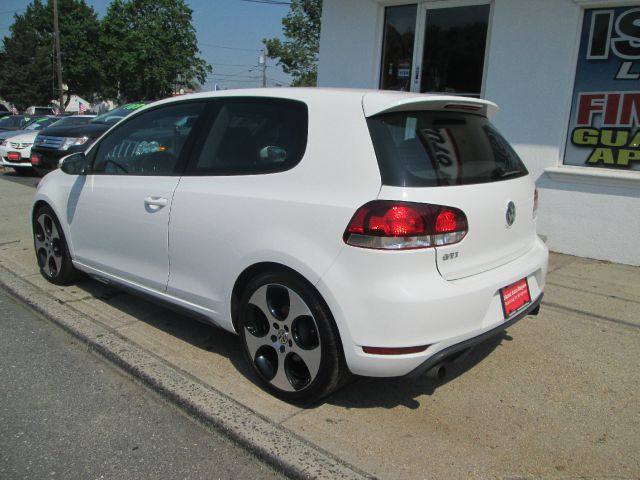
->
(612, 8), (640, 60)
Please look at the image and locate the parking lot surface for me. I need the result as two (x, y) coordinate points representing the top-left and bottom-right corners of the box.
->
(1, 169), (639, 479)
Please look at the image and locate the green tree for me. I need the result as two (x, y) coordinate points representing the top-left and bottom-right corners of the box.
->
(263, 0), (322, 87)
(100, 0), (211, 101)
(0, 0), (102, 111)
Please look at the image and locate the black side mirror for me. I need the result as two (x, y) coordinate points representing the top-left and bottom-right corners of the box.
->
(60, 152), (88, 175)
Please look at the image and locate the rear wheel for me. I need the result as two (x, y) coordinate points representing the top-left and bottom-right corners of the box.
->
(33, 205), (80, 285)
(239, 271), (347, 403)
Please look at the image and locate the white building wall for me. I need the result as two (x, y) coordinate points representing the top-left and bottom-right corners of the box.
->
(318, 0), (640, 266)
(318, 0), (381, 89)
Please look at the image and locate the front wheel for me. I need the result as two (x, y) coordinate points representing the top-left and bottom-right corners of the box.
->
(33, 205), (80, 285)
(239, 271), (347, 403)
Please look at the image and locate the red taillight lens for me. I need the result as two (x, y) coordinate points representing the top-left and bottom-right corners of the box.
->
(435, 209), (459, 233)
(7, 151), (21, 162)
(533, 188), (539, 218)
(30, 153), (41, 166)
(344, 200), (468, 250)
(369, 205), (425, 236)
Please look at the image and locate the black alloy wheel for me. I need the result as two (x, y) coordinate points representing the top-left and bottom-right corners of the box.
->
(239, 271), (348, 403)
(33, 205), (80, 285)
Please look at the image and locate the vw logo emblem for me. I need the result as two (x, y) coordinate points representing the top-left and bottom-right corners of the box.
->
(278, 329), (289, 345)
(506, 201), (516, 227)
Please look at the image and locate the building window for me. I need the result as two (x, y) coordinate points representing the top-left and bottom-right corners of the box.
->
(419, 4), (490, 96)
(564, 6), (640, 171)
(379, 5), (417, 91)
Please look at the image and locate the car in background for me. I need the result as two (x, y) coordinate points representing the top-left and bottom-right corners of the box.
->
(25, 106), (55, 115)
(0, 117), (62, 173)
(31, 89), (548, 402)
(0, 115), (45, 131)
(31, 103), (145, 175)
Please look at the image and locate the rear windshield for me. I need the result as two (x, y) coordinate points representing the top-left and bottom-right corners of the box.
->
(367, 111), (528, 187)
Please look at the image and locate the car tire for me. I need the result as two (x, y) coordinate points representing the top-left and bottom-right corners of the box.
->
(33, 205), (80, 285)
(239, 271), (348, 403)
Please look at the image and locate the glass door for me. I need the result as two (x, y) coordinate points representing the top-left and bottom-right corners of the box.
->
(413, 2), (491, 96)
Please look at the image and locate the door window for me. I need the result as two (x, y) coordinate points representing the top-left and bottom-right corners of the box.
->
(419, 4), (490, 96)
(187, 98), (308, 175)
(379, 5), (418, 91)
(92, 102), (206, 175)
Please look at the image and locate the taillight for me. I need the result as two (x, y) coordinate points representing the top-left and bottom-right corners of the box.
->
(533, 188), (539, 218)
(30, 153), (41, 166)
(7, 152), (21, 162)
(343, 200), (468, 250)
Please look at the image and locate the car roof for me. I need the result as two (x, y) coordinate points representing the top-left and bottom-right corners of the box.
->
(135, 88), (499, 119)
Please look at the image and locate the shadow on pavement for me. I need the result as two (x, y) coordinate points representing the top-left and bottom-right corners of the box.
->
(323, 334), (505, 410)
(72, 275), (506, 409)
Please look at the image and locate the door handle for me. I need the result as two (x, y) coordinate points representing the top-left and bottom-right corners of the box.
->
(144, 196), (168, 208)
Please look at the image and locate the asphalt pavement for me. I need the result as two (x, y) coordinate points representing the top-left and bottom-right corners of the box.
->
(1, 167), (639, 479)
(0, 286), (284, 480)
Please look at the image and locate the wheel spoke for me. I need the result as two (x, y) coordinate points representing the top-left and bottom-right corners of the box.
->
(248, 285), (275, 321)
(33, 235), (46, 253)
(49, 219), (60, 242)
(37, 215), (48, 235)
(290, 343), (322, 380)
(286, 290), (311, 324)
(244, 326), (269, 359)
(49, 253), (62, 277)
(270, 354), (295, 392)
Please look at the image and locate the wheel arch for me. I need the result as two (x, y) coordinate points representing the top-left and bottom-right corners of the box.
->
(230, 262), (346, 362)
(31, 198), (76, 259)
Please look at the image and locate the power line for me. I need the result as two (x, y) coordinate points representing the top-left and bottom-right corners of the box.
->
(199, 42), (260, 52)
(239, 0), (290, 5)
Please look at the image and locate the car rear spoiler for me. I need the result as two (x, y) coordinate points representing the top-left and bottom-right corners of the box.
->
(362, 92), (499, 119)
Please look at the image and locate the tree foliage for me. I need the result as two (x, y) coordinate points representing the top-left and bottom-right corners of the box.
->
(100, 0), (211, 101)
(0, 0), (101, 110)
(263, 0), (322, 87)
(0, 0), (211, 109)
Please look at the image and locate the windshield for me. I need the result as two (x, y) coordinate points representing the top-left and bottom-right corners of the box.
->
(49, 116), (94, 128)
(367, 111), (528, 187)
(0, 115), (38, 128)
(91, 103), (146, 125)
(25, 117), (58, 130)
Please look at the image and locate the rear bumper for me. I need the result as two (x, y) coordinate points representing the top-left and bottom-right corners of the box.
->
(406, 293), (542, 378)
(316, 236), (548, 377)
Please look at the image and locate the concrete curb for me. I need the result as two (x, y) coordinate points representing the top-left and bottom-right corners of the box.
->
(0, 263), (374, 480)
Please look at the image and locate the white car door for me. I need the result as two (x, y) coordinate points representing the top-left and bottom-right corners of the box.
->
(68, 101), (207, 292)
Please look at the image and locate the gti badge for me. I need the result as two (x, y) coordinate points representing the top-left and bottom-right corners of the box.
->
(506, 201), (516, 227)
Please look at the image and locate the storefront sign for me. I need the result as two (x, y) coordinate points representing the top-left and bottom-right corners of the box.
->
(565, 7), (640, 170)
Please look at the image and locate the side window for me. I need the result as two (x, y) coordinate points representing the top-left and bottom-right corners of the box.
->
(187, 98), (308, 175)
(92, 102), (205, 175)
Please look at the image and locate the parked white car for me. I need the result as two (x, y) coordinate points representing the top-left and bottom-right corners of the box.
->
(31, 89), (548, 401)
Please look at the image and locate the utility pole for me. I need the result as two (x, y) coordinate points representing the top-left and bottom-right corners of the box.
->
(53, 0), (64, 114)
(260, 49), (267, 88)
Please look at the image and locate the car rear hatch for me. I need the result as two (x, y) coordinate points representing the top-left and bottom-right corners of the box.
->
(363, 93), (537, 281)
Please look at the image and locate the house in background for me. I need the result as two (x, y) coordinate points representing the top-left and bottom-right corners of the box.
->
(51, 94), (92, 114)
(317, 0), (640, 266)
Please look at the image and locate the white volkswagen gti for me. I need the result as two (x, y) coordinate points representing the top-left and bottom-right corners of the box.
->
(32, 89), (548, 402)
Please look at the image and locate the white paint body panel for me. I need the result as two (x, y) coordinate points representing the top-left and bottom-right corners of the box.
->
(33, 88), (548, 378)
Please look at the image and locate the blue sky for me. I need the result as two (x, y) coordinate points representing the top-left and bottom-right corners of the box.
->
(0, 0), (292, 90)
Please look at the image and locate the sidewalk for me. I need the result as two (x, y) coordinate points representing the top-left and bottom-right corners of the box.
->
(1, 172), (639, 479)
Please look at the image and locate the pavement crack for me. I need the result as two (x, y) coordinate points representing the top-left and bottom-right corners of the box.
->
(546, 281), (640, 305)
(0, 240), (20, 247)
(543, 301), (640, 330)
